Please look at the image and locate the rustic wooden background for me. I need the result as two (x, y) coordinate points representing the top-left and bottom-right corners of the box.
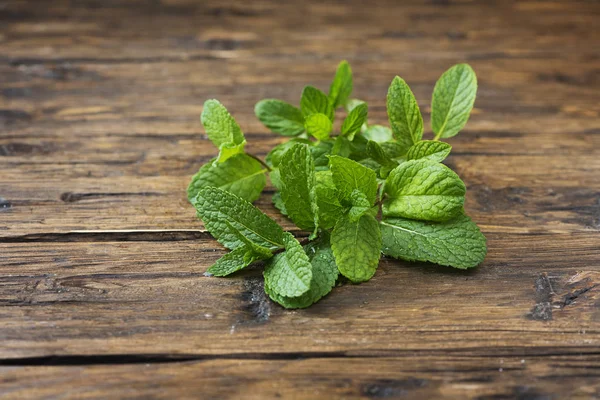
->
(1, 0), (599, 398)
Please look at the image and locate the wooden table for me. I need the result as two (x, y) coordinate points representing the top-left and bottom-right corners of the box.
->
(1, 1), (599, 398)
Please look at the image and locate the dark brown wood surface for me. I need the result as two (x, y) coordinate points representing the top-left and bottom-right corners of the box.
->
(1, 1), (599, 398)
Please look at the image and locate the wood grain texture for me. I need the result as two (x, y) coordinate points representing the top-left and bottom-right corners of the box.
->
(1, 0), (600, 398)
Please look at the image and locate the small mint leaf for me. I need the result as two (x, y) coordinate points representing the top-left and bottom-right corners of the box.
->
(329, 60), (353, 109)
(305, 113), (333, 141)
(341, 103), (368, 140)
(431, 64), (477, 139)
(301, 86), (334, 121)
(266, 138), (312, 168)
(187, 154), (267, 204)
(315, 171), (345, 230)
(265, 235), (339, 309)
(254, 99), (305, 137)
(263, 232), (313, 298)
(383, 159), (465, 221)
(387, 76), (423, 151)
(406, 140), (452, 163)
(328, 155), (378, 205)
(363, 125), (393, 143)
(201, 99), (246, 162)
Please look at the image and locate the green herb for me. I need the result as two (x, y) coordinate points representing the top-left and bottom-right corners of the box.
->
(188, 61), (487, 309)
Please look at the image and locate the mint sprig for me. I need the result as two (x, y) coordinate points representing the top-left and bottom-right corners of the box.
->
(188, 61), (487, 309)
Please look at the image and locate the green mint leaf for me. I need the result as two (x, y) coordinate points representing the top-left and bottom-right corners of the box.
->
(187, 154), (266, 204)
(331, 213), (382, 283)
(387, 76), (423, 150)
(279, 144), (319, 233)
(265, 235), (339, 309)
(328, 155), (378, 205)
(315, 171), (345, 230)
(348, 189), (371, 222)
(193, 186), (285, 250)
(310, 140), (334, 171)
(431, 64), (477, 139)
(363, 125), (393, 143)
(266, 138), (312, 168)
(383, 159), (465, 221)
(272, 191), (287, 216)
(341, 103), (368, 140)
(301, 86), (334, 121)
(345, 98), (365, 113)
(216, 141), (246, 163)
(254, 99), (305, 137)
(380, 141), (407, 159)
(331, 136), (352, 158)
(406, 140), (452, 163)
(201, 99), (246, 162)
(305, 113), (333, 141)
(207, 222), (273, 276)
(366, 140), (398, 168)
(263, 232), (313, 298)
(380, 214), (486, 269)
(329, 60), (353, 109)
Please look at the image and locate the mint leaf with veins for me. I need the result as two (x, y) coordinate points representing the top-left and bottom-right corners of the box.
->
(187, 154), (266, 204)
(301, 86), (334, 121)
(406, 140), (452, 163)
(255, 99), (305, 137)
(380, 214), (486, 269)
(328, 155), (378, 205)
(201, 99), (246, 162)
(265, 235), (339, 309)
(329, 60), (353, 109)
(278, 143), (319, 234)
(331, 213), (381, 283)
(263, 232), (313, 298)
(193, 186), (285, 251)
(305, 113), (333, 141)
(431, 63), (477, 139)
(383, 159), (465, 222)
(341, 102), (368, 140)
(387, 76), (423, 152)
(315, 171), (345, 230)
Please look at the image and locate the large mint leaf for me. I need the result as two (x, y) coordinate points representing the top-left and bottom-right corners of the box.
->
(380, 214), (486, 269)
(193, 187), (285, 250)
(329, 60), (353, 109)
(187, 154), (266, 204)
(387, 76), (423, 151)
(328, 155), (377, 205)
(431, 64), (477, 139)
(265, 236), (339, 309)
(301, 86), (334, 121)
(383, 159), (465, 221)
(406, 140), (452, 163)
(279, 144), (319, 233)
(315, 171), (344, 230)
(263, 233), (313, 298)
(331, 214), (381, 283)
(254, 99), (305, 137)
(305, 113), (332, 141)
(201, 99), (246, 162)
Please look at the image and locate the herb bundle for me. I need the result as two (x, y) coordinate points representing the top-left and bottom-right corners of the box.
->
(188, 61), (486, 309)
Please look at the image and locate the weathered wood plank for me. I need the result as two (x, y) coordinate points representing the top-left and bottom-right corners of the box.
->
(1, 233), (599, 359)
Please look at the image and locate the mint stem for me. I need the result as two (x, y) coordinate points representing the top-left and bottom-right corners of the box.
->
(247, 153), (272, 172)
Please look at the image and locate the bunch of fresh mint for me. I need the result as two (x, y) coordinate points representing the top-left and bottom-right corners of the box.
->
(188, 61), (486, 309)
